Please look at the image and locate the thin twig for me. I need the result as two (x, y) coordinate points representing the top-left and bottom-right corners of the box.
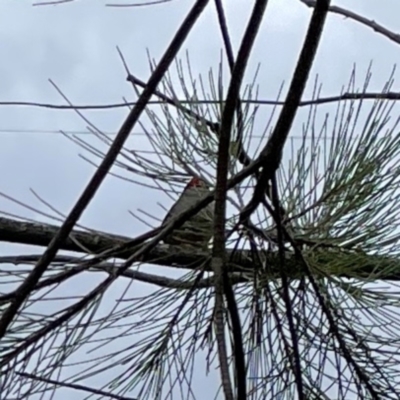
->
(0, 254), (231, 306)
(15, 371), (137, 400)
(5, 92), (400, 111)
(300, 0), (400, 45)
(270, 174), (305, 398)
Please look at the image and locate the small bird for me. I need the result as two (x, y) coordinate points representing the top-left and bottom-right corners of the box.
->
(162, 177), (214, 249)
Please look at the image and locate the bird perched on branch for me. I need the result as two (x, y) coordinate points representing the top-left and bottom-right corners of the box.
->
(162, 177), (214, 249)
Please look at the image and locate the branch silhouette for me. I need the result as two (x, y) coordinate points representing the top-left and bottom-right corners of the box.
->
(1, 216), (400, 280)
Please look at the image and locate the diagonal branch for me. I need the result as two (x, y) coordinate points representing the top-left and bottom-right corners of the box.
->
(0, 0), (211, 340)
(127, 74), (220, 133)
(241, 0), (330, 222)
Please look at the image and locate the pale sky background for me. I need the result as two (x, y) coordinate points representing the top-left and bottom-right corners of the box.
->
(1, 0), (400, 399)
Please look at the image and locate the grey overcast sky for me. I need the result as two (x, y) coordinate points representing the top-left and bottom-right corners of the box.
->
(1, 0), (400, 399)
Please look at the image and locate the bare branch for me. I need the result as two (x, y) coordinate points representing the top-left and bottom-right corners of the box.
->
(300, 0), (400, 46)
(213, 0), (248, 397)
(1, 216), (400, 280)
(241, 0), (330, 221)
